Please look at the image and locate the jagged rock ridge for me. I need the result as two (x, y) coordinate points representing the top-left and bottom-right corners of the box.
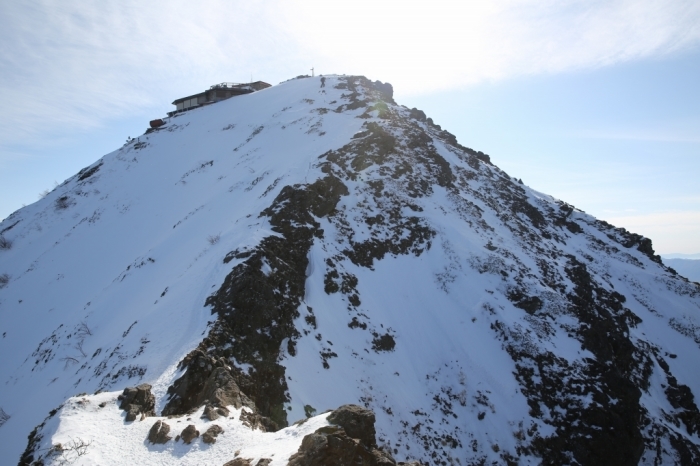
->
(1, 75), (699, 465)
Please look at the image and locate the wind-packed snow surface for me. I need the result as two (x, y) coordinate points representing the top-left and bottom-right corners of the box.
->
(1, 75), (700, 465)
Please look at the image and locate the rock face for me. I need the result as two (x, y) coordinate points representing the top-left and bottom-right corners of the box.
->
(147, 420), (172, 444)
(118, 384), (155, 421)
(239, 408), (278, 432)
(162, 350), (255, 416)
(204, 405), (230, 421)
(201, 174), (349, 428)
(288, 405), (396, 466)
(288, 426), (397, 466)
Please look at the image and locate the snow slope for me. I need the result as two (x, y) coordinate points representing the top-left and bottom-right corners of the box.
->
(2, 75), (700, 465)
(1, 76), (368, 462)
(20, 391), (332, 465)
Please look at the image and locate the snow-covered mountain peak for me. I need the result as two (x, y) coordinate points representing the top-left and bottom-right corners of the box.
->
(2, 75), (700, 465)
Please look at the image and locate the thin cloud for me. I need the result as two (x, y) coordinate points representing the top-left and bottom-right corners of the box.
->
(280, 0), (700, 94)
(0, 0), (303, 148)
(1, 0), (699, 151)
(568, 121), (700, 143)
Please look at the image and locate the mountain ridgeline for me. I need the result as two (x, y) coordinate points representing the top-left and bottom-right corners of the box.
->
(1, 75), (700, 465)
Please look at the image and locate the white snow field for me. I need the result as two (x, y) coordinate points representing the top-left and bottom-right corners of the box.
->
(22, 391), (332, 465)
(1, 75), (699, 465)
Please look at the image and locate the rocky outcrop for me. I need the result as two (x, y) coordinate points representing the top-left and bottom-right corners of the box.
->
(326, 405), (377, 449)
(198, 174), (348, 428)
(204, 405), (230, 421)
(162, 350), (255, 417)
(288, 405), (397, 466)
(240, 408), (278, 432)
(147, 420), (172, 444)
(288, 425), (395, 466)
(118, 384), (155, 421)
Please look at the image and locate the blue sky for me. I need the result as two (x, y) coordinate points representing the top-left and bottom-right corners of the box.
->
(1, 0), (699, 254)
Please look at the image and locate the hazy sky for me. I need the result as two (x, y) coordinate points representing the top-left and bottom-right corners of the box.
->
(1, 0), (699, 254)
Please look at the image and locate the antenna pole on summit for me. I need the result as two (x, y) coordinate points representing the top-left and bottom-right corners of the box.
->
(311, 67), (314, 77)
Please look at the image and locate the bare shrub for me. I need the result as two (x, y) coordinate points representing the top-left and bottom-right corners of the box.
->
(38, 189), (50, 199)
(60, 356), (79, 369)
(74, 340), (87, 358)
(0, 273), (9, 288)
(0, 407), (9, 427)
(0, 236), (11, 250)
(51, 437), (93, 464)
(207, 234), (221, 245)
(76, 321), (92, 338)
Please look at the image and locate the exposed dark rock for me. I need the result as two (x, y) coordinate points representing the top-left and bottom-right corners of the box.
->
(327, 404), (377, 449)
(608, 227), (662, 264)
(240, 408), (279, 432)
(372, 80), (394, 102)
(204, 405), (230, 421)
(202, 424), (224, 444)
(255, 460), (272, 466)
(194, 174), (348, 428)
(147, 420), (172, 444)
(287, 404), (394, 465)
(503, 255), (647, 465)
(656, 355), (700, 436)
(507, 290), (543, 315)
(76, 161), (102, 182)
(118, 384), (155, 421)
(223, 458), (253, 466)
(408, 108), (426, 122)
(371, 333), (396, 352)
(180, 424), (200, 444)
(162, 350), (254, 417)
(18, 404), (63, 466)
(287, 425), (395, 466)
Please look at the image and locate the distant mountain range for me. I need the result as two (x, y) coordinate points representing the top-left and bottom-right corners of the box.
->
(663, 258), (700, 283)
(663, 253), (700, 260)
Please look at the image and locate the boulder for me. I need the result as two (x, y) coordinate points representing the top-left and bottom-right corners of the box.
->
(119, 384), (156, 421)
(287, 425), (395, 466)
(147, 420), (172, 444)
(180, 424), (200, 444)
(202, 424), (224, 444)
(327, 404), (377, 448)
(222, 459), (253, 466)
